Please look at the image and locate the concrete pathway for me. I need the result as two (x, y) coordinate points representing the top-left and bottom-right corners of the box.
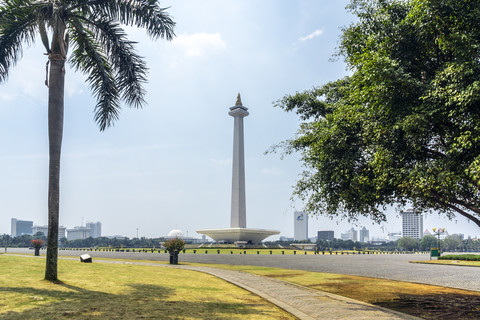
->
(171, 264), (420, 320)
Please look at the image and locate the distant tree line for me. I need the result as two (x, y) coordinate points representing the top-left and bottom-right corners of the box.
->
(0, 233), (167, 248)
(397, 234), (480, 252)
(2, 232), (479, 251)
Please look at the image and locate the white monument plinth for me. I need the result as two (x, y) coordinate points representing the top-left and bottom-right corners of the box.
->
(197, 94), (279, 243)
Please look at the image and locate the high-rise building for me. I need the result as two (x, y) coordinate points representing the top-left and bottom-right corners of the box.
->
(59, 226), (67, 240)
(341, 227), (358, 241)
(11, 218), (33, 237)
(294, 211), (308, 241)
(32, 225), (48, 236)
(359, 227), (369, 243)
(67, 227), (91, 241)
(317, 230), (334, 241)
(32, 225), (66, 240)
(86, 221), (102, 238)
(401, 209), (423, 239)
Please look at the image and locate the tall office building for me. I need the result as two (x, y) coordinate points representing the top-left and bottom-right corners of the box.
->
(341, 227), (358, 241)
(32, 225), (66, 240)
(32, 225), (48, 236)
(294, 211), (308, 241)
(86, 221), (102, 238)
(11, 218), (33, 237)
(317, 230), (334, 241)
(401, 209), (423, 239)
(359, 227), (370, 243)
(67, 227), (91, 241)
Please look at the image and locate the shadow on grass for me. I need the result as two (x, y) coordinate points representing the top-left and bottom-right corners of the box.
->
(375, 293), (480, 320)
(306, 279), (480, 320)
(0, 283), (281, 320)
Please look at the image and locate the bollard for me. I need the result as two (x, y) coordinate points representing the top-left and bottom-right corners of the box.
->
(270, 250), (272, 255)
(282, 251), (284, 255)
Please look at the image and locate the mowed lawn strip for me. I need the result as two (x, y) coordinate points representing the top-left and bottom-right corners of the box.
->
(412, 259), (480, 267)
(0, 255), (294, 320)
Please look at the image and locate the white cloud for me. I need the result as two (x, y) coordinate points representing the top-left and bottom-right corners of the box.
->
(172, 33), (226, 56)
(298, 29), (324, 42)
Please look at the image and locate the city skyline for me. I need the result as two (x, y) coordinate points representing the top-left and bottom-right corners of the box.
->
(2, 1), (480, 240)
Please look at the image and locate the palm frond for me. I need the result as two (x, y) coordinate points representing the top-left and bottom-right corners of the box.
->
(67, 0), (175, 40)
(68, 16), (120, 131)
(0, 0), (38, 83)
(69, 14), (147, 108)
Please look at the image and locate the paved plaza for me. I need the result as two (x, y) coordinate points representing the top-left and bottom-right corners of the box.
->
(8, 248), (480, 291)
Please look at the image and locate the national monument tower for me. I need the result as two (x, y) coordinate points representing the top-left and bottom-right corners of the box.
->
(196, 94), (279, 243)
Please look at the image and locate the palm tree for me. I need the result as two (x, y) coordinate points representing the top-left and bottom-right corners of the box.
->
(0, 0), (175, 281)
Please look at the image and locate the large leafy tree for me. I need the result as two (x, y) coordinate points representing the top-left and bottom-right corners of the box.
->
(275, 0), (480, 228)
(397, 237), (418, 251)
(419, 235), (438, 251)
(0, 0), (175, 281)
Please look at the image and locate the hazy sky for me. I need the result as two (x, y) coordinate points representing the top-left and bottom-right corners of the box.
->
(2, 0), (479, 240)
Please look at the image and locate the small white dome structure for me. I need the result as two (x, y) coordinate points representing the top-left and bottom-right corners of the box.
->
(167, 229), (184, 238)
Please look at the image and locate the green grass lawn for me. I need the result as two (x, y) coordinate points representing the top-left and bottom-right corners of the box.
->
(0, 255), (294, 320)
(6, 253), (480, 320)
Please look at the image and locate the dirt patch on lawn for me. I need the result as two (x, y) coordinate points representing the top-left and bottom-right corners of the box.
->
(263, 273), (480, 319)
(376, 293), (480, 319)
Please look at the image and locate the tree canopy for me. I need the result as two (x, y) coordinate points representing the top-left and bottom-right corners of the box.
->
(275, 0), (480, 228)
(397, 237), (418, 251)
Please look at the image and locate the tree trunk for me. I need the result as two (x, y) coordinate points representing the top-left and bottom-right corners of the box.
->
(45, 57), (65, 282)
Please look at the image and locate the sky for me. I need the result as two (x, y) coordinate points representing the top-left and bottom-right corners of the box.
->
(1, 0), (480, 240)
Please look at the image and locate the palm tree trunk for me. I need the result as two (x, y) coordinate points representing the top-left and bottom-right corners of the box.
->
(45, 56), (65, 282)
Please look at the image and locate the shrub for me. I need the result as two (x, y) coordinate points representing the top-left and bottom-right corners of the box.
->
(439, 254), (480, 261)
(31, 239), (45, 249)
(163, 238), (185, 253)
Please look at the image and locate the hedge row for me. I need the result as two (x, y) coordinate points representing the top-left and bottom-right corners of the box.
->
(439, 254), (480, 261)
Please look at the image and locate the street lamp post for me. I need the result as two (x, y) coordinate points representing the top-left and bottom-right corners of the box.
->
(432, 228), (446, 253)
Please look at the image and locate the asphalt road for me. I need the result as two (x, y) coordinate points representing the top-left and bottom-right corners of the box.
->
(6, 248), (479, 292)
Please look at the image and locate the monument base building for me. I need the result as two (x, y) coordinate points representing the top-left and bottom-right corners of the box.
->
(196, 227), (279, 244)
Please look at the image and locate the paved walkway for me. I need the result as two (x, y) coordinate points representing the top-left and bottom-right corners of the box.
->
(7, 254), (419, 319)
(172, 264), (420, 320)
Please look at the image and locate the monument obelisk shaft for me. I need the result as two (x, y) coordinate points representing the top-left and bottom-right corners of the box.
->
(229, 94), (249, 228)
